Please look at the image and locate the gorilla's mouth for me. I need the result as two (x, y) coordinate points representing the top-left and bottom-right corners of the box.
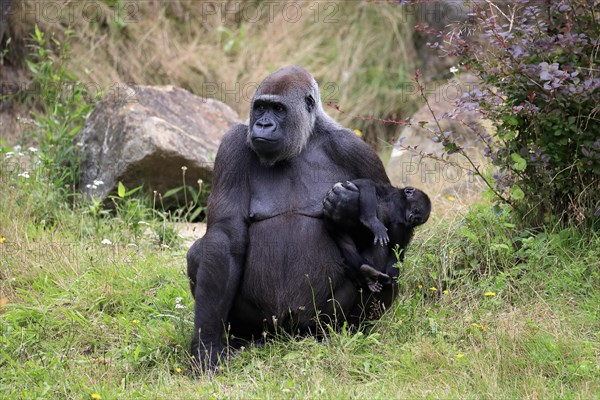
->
(252, 137), (276, 144)
(252, 137), (281, 154)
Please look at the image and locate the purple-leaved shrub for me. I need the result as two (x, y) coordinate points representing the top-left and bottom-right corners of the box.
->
(423, 0), (599, 226)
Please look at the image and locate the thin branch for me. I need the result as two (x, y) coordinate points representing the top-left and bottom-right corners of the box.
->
(415, 71), (512, 205)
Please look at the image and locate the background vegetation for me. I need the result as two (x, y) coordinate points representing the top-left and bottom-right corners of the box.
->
(1, 1), (598, 399)
(3, 0), (421, 149)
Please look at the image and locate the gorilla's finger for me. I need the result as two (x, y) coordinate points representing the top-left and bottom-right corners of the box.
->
(342, 181), (359, 191)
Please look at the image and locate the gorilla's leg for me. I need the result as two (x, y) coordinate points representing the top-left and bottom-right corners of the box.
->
(187, 227), (245, 371)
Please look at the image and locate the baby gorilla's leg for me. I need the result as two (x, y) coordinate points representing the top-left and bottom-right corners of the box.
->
(359, 264), (391, 293)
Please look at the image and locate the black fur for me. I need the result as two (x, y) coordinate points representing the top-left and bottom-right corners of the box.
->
(187, 66), (393, 371)
(324, 180), (431, 292)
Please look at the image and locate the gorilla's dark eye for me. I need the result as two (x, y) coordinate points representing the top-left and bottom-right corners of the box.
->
(275, 104), (285, 113)
(256, 104), (265, 112)
(306, 95), (316, 111)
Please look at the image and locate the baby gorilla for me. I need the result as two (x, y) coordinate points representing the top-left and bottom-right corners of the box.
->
(324, 179), (431, 292)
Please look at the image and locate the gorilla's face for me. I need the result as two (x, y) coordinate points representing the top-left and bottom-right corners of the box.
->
(403, 187), (431, 227)
(250, 99), (288, 160)
(247, 66), (320, 166)
(248, 92), (316, 166)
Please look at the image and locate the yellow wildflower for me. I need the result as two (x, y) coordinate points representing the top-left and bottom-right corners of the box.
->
(443, 290), (449, 295)
(353, 129), (363, 137)
(175, 367), (182, 373)
(132, 320), (139, 324)
(447, 196), (455, 202)
(418, 284), (423, 289)
(0, 237), (6, 244)
(429, 287), (437, 292)
(484, 291), (496, 297)
(91, 394), (102, 400)
(456, 353), (465, 359)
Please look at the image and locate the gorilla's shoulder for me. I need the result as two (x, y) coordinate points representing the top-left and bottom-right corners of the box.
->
(221, 123), (249, 143)
(215, 124), (251, 162)
(318, 121), (390, 184)
(321, 125), (372, 151)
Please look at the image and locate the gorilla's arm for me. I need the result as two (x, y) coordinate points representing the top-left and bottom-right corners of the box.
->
(353, 178), (389, 246)
(322, 129), (389, 225)
(321, 130), (399, 292)
(187, 125), (250, 370)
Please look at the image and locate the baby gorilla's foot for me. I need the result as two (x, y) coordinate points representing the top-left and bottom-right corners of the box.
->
(359, 264), (391, 293)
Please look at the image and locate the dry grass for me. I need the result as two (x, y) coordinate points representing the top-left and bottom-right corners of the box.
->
(6, 0), (419, 148)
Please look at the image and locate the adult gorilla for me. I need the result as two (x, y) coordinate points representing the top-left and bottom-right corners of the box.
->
(187, 66), (394, 370)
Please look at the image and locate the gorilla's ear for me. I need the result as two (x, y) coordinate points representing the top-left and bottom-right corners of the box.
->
(305, 94), (316, 112)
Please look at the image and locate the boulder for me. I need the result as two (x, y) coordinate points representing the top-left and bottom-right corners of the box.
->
(386, 74), (493, 203)
(78, 85), (240, 201)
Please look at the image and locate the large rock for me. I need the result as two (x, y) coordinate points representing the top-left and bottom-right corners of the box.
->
(78, 85), (240, 201)
(387, 74), (493, 202)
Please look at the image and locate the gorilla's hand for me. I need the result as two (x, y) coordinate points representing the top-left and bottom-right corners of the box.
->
(371, 223), (389, 247)
(323, 181), (361, 225)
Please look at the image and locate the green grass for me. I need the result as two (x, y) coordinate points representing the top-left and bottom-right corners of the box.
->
(3, 3), (598, 398)
(1, 152), (599, 399)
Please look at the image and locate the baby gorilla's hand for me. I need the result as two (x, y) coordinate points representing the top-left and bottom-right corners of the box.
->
(323, 181), (360, 224)
(372, 223), (389, 246)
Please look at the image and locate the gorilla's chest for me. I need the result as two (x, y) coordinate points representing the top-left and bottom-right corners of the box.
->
(248, 149), (349, 221)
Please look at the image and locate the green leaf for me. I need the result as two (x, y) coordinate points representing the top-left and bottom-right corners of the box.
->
(189, 207), (204, 221)
(505, 115), (518, 126)
(125, 185), (142, 196)
(118, 181), (126, 198)
(511, 184), (525, 200)
(163, 187), (183, 198)
(458, 226), (479, 244)
(510, 153), (527, 171)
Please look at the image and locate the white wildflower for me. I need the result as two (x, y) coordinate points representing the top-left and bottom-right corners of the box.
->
(13, 145), (21, 151)
(28, 147), (38, 152)
(17, 172), (30, 179)
(450, 66), (459, 74)
(93, 180), (104, 186)
(175, 297), (186, 309)
(101, 238), (112, 245)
